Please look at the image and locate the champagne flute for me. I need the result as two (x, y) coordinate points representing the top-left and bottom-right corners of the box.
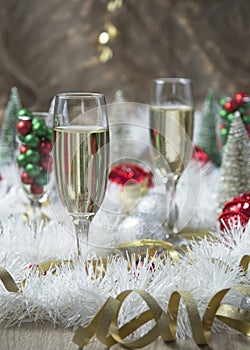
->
(15, 110), (53, 231)
(53, 93), (110, 255)
(150, 78), (194, 239)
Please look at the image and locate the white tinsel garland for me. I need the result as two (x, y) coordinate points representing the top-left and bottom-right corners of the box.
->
(0, 162), (249, 342)
(0, 219), (249, 339)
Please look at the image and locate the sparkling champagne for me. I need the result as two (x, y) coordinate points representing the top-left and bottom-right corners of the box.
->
(54, 125), (109, 217)
(150, 105), (193, 180)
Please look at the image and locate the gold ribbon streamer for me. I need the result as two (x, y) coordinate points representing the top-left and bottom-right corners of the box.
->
(240, 255), (250, 273)
(0, 267), (19, 293)
(1, 255), (250, 349)
(109, 290), (172, 348)
(116, 239), (180, 263)
(73, 286), (250, 348)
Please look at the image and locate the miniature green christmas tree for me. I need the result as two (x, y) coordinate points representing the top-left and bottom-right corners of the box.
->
(196, 89), (221, 167)
(0, 87), (22, 161)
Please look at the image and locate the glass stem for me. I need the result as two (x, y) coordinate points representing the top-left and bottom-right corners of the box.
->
(166, 175), (179, 233)
(72, 216), (90, 256)
(30, 199), (42, 238)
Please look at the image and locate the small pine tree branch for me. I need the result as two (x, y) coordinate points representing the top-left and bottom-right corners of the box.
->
(197, 89), (221, 167)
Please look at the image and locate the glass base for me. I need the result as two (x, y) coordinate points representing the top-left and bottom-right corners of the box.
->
(165, 231), (189, 247)
(165, 227), (210, 247)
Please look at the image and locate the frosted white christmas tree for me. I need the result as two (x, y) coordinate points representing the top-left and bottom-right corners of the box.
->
(0, 87), (22, 161)
(217, 111), (250, 211)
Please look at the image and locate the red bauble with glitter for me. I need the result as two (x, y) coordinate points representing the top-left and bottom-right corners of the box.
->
(234, 92), (249, 105)
(109, 163), (153, 188)
(224, 100), (238, 113)
(192, 146), (211, 166)
(218, 192), (250, 231)
(16, 120), (32, 136)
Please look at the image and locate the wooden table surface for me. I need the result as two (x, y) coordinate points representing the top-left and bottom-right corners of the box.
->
(1, 323), (250, 350)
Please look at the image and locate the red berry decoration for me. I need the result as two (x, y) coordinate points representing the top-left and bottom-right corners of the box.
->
(224, 100), (238, 113)
(219, 92), (250, 145)
(30, 184), (44, 195)
(40, 140), (53, 154)
(16, 120), (32, 136)
(218, 192), (250, 231)
(20, 145), (29, 154)
(41, 155), (53, 173)
(21, 172), (34, 185)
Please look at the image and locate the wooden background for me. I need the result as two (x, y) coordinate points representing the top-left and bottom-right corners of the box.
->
(1, 323), (250, 350)
(0, 0), (249, 118)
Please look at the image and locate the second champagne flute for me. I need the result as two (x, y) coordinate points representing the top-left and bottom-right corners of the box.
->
(150, 78), (194, 239)
(53, 93), (110, 255)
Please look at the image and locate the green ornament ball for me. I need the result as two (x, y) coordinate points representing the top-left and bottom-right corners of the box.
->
(220, 109), (227, 118)
(32, 122), (48, 136)
(25, 163), (41, 178)
(219, 98), (226, 106)
(45, 127), (53, 141)
(220, 128), (227, 136)
(24, 134), (40, 149)
(35, 172), (49, 186)
(17, 153), (28, 167)
(227, 113), (234, 121)
(243, 115), (250, 124)
(32, 118), (44, 126)
(17, 133), (26, 142)
(18, 109), (32, 117)
(25, 149), (40, 163)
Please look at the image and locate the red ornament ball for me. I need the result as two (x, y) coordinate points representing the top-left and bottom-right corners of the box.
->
(192, 146), (211, 166)
(21, 171), (34, 185)
(41, 155), (53, 173)
(30, 183), (44, 195)
(218, 192), (250, 231)
(40, 140), (53, 154)
(16, 120), (32, 136)
(109, 163), (153, 188)
(224, 100), (238, 113)
(20, 145), (29, 154)
(234, 92), (249, 105)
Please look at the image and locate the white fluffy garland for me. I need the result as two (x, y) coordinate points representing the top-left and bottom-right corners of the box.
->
(0, 164), (249, 341)
(0, 223), (249, 339)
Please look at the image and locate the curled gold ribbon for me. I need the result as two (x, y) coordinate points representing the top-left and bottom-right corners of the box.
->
(73, 285), (250, 348)
(1, 254), (250, 349)
(116, 239), (180, 263)
(240, 255), (250, 273)
(0, 267), (19, 293)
